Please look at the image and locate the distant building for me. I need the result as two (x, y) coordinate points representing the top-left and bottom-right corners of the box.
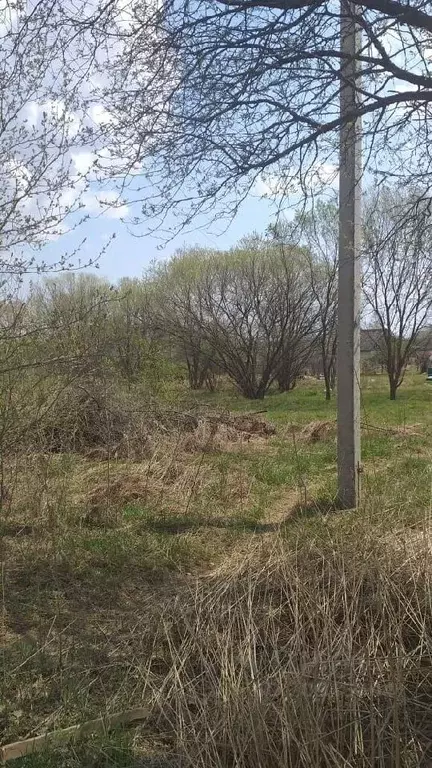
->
(360, 325), (432, 373)
(415, 327), (432, 372)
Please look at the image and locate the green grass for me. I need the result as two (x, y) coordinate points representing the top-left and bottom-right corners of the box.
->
(193, 371), (431, 507)
(1, 372), (431, 766)
(11, 730), (172, 767)
(192, 370), (431, 424)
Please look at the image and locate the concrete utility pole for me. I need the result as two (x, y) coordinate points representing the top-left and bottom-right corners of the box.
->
(337, 0), (361, 508)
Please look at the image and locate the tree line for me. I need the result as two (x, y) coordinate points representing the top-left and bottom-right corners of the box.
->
(1, 185), (431, 412)
(150, 186), (432, 401)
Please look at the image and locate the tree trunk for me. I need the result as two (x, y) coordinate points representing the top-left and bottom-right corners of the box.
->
(187, 372), (201, 390)
(240, 387), (265, 400)
(237, 375), (267, 398)
(389, 379), (397, 400)
(204, 372), (216, 392)
(323, 349), (336, 401)
(277, 368), (297, 392)
(323, 367), (332, 400)
(186, 352), (207, 390)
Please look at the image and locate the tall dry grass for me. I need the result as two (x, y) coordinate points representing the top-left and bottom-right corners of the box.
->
(147, 524), (432, 767)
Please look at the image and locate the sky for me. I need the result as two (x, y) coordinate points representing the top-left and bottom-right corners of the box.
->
(38, 188), (285, 284)
(3, 0), (426, 288)
(36, 158), (338, 285)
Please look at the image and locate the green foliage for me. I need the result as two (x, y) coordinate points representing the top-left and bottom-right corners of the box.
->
(149, 238), (316, 398)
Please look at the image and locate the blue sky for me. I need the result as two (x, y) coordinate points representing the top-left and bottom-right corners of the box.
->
(38, 160), (339, 283)
(40, 190), (281, 283)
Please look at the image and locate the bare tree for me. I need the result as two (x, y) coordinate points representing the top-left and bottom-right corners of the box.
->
(4, 0), (432, 243)
(108, 278), (162, 386)
(149, 249), (217, 391)
(363, 186), (432, 399)
(274, 261), (319, 393)
(57, 0), (432, 237)
(28, 274), (113, 376)
(296, 202), (338, 400)
(198, 242), (290, 399)
(0, 0), (143, 289)
(152, 239), (314, 399)
(174, 244), (284, 399)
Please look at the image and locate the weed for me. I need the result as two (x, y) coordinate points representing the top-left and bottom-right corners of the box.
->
(1, 373), (431, 766)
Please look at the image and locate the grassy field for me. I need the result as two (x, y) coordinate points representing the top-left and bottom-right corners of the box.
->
(0, 373), (431, 766)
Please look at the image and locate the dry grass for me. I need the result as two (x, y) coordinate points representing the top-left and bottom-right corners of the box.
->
(1, 409), (274, 530)
(147, 526), (432, 767)
(1, 375), (431, 766)
(33, 382), (276, 461)
(284, 417), (425, 447)
(362, 422), (424, 438)
(297, 419), (336, 443)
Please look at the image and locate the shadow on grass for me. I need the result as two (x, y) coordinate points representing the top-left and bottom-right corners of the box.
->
(138, 514), (272, 534)
(0, 521), (35, 536)
(1, 549), (184, 744)
(289, 497), (339, 520)
(1, 497), (339, 744)
(17, 754), (176, 768)
(137, 501), (338, 536)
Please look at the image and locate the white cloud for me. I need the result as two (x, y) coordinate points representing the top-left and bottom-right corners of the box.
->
(0, 0), (18, 36)
(71, 151), (97, 176)
(71, 145), (141, 178)
(390, 75), (418, 93)
(5, 158), (31, 188)
(44, 223), (69, 242)
(253, 174), (285, 198)
(23, 99), (81, 137)
(24, 101), (41, 128)
(59, 177), (87, 210)
(309, 162), (338, 187)
(112, 0), (162, 29)
(89, 104), (115, 126)
(82, 190), (129, 219)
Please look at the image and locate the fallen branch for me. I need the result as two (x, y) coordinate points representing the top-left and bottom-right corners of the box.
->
(361, 421), (422, 437)
(0, 707), (149, 763)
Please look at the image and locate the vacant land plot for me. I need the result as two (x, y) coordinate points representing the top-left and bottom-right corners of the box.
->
(1, 374), (431, 766)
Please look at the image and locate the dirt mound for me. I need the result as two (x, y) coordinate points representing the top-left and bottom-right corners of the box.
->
(297, 420), (336, 443)
(230, 414), (276, 437)
(180, 412), (276, 453)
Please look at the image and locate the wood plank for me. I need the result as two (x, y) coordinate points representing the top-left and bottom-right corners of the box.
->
(0, 707), (149, 763)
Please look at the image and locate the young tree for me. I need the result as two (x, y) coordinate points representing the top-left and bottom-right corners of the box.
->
(198, 242), (292, 399)
(28, 274), (113, 376)
(149, 249), (217, 391)
(363, 186), (432, 399)
(295, 202), (338, 400)
(109, 278), (161, 386)
(273, 252), (319, 393)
